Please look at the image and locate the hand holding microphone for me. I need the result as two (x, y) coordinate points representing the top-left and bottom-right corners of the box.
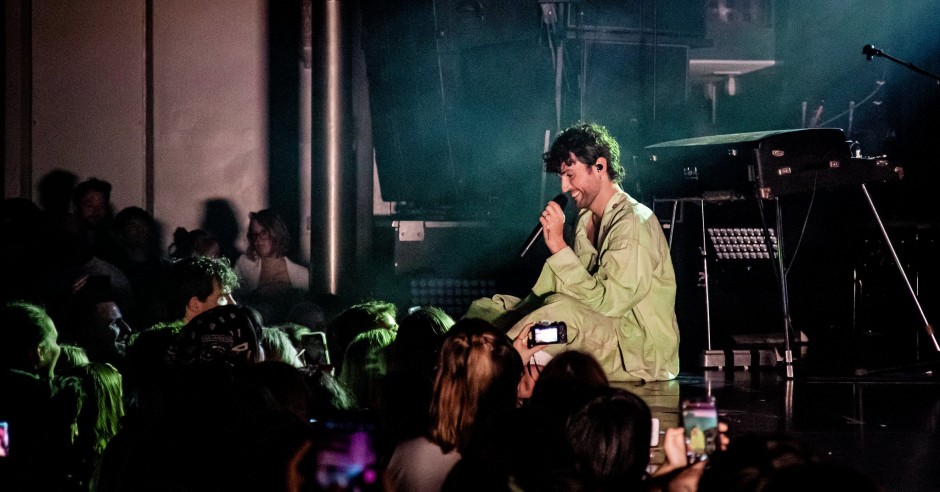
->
(539, 198), (568, 254)
(520, 193), (568, 257)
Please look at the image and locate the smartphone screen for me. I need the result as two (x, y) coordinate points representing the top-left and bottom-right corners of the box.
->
(309, 417), (380, 490)
(300, 332), (331, 368)
(529, 321), (568, 348)
(533, 325), (560, 343)
(682, 396), (718, 462)
(0, 421), (8, 457)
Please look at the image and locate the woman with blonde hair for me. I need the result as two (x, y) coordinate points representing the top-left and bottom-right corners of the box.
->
(385, 318), (522, 492)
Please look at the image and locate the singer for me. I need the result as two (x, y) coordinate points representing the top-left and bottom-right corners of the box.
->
(466, 123), (679, 381)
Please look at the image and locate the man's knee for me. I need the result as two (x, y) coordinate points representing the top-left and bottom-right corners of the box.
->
(542, 293), (584, 311)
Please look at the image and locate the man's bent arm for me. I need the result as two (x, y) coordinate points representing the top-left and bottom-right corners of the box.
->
(545, 221), (660, 318)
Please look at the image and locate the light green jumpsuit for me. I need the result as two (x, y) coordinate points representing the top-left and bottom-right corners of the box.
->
(467, 190), (680, 381)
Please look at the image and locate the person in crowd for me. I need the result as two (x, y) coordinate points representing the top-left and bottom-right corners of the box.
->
(260, 326), (304, 368)
(165, 255), (239, 325)
(57, 343), (91, 374)
(527, 350), (610, 434)
(273, 321), (314, 353)
(500, 351), (611, 491)
(119, 257), (237, 416)
(0, 301), (62, 380)
(98, 306), (308, 492)
(72, 178), (112, 231)
(120, 323), (179, 413)
(111, 206), (169, 328)
(0, 302), (75, 491)
(383, 306), (455, 443)
(244, 361), (315, 423)
(385, 319), (523, 492)
(169, 227), (222, 259)
(326, 299), (398, 372)
(71, 177), (119, 262)
(467, 122), (680, 382)
(300, 365), (359, 419)
(565, 387), (653, 491)
(37, 169), (78, 220)
(62, 362), (125, 491)
(59, 279), (133, 368)
(49, 209), (135, 320)
(389, 306), (454, 375)
(286, 300), (327, 332)
(166, 304), (265, 368)
(339, 328), (396, 411)
(235, 209), (309, 324)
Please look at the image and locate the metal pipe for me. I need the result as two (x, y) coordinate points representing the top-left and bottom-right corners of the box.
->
(311, 0), (351, 297)
(325, 0), (341, 294)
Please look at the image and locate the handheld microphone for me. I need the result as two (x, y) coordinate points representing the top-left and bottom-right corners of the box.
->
(520, 193), (568, 257)
(862, 44), (882, 61)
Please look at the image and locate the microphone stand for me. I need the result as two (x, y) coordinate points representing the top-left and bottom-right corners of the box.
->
(863, 44), (940, 83)
(856, 45), (940, 375)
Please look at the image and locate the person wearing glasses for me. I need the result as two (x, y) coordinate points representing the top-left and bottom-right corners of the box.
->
(236, 209), (309, 323)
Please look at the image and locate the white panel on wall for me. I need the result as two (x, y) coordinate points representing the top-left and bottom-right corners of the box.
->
(31, 0), (147, 212)
(153, 0), (268, 253)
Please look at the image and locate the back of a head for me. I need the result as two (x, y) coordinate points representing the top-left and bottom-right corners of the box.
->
(286, 301), (326, 332)
(0, 302), (54, 372)
(37, 169), (78, 214)
(429, 318), (522, 454)
(299, 365), (358, 418)
(166, 305), (263, 369)
(260, 327), (302, 367)
(170, 228), (221, 259)
(72, 362), (125, 454)
(113, 206), (158, 238)
(566, 387), (652, 490)
(392, 306), (454, 374)
(531, 351), (608, 405)
(327, 300), (397, 369)
(338, 328), (396, 409)
(57, 344), (90, 374)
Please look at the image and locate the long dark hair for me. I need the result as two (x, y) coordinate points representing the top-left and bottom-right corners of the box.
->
(566, 387), (652, 489)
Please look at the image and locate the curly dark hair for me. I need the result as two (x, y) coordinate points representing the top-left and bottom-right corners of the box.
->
(543, 123), (624, 183)
(165, 256), (239, 319)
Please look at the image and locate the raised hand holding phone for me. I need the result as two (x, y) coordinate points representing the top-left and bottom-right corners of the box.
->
(681, 396), (719, 463)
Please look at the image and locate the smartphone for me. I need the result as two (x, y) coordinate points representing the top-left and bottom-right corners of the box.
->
(0, 421), (8, 457)
(308, 417), (381, 490)
(528, 321), (568, 348)
(300, 332), (331, 369)
(681, 396), (718, 463)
